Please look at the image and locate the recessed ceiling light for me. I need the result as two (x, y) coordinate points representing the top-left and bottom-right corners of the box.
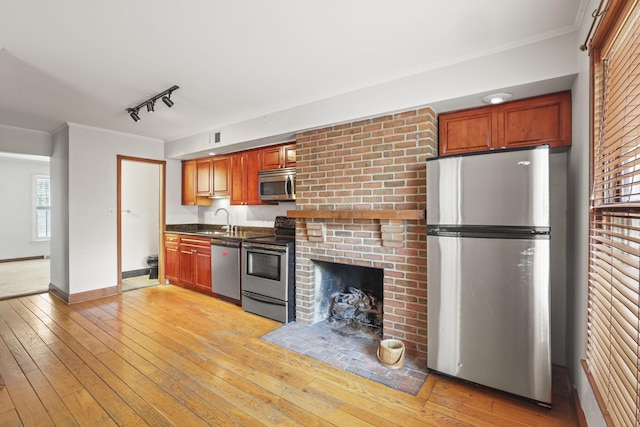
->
(481, 92), (513, 104)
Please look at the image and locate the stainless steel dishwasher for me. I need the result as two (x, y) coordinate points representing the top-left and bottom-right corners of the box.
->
(210, 238), (241, 301)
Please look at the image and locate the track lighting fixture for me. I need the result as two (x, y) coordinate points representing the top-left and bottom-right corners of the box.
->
(126, 85), (179, 122)
(162, 94), (174, 108)
(128, 109), (141, 122)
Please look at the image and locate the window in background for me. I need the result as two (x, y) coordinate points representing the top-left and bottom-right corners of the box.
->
(586, 0), (640, 426)
(33, 174), (51, 241)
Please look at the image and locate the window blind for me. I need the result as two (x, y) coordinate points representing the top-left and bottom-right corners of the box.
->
(588, 1), (640, 426)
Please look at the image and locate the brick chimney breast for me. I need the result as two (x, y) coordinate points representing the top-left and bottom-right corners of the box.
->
(294, 107), (437, 359)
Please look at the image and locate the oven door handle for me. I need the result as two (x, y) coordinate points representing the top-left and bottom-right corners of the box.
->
(243, 244), (287, 254)
(242, 291), (285, 306)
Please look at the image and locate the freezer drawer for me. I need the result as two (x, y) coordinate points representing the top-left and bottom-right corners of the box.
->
(427, 146), (549, 228)
(427, 234), (551, 404)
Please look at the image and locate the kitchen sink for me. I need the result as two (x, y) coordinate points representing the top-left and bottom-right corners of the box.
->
(196, 230), (227, 235)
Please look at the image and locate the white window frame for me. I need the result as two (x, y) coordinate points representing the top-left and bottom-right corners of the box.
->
(32, 174), (51, 241)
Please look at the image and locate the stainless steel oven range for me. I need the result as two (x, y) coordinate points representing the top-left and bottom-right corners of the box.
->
(241, 216), (295, 323)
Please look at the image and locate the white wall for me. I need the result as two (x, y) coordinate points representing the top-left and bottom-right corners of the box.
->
(166, 32), (579, 159)
(121, 160), (160, 272)
(0, 124), (52, 156)
(65, 124), (166, 294)
(0, 156), (51, 260)
(565, 0), (606, 425)
(51, 127), (69, 294)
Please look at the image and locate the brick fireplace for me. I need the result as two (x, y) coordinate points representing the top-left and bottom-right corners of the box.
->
(291, 107), (437, 359)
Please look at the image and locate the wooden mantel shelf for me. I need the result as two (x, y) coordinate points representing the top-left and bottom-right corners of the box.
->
(286, 209), (425, 220)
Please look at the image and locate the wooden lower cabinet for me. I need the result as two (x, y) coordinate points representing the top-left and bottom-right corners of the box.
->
(164, 234), (180, 283)
(164, 234), (212, 293)
(179, 245), (196, 286)
(193, 244), (212, 292)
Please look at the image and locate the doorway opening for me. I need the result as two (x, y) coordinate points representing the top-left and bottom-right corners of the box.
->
(117, 156), (166, 293)
(0, 153), (51, 300)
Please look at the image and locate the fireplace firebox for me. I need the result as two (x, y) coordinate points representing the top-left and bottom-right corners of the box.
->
(313, 260), (383, 335)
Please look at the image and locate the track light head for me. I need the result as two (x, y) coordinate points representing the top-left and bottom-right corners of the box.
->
(146, 100), (155, 112)
(162, 95), (174, 108)
(128, 109), (140, 122)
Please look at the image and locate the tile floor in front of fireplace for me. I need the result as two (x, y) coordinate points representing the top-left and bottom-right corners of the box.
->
(261, 320), (428, 395)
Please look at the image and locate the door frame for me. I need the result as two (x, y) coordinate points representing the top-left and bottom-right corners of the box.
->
(117, 155), (166, 293)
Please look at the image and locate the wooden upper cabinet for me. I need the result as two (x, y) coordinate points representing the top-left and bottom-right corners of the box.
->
(230, 149), (264, 205)
(262, 143), (296, 169)
(229, 153), (245, 206)
(438, 109), (496, 156)
(438, 91), (571, 155)
(181, 142), (294, 204)
(499, 91), (571, 150)
(182, 160), (197, 205)
(182, 160), (211, 206)
(196, 158), (213, 196)
(212, 156), (230, 197)
(262, 145), (283, 170)
(245, 149), (264, 205)
(194, 156), (230, 198)
(283, 144), (296, 167)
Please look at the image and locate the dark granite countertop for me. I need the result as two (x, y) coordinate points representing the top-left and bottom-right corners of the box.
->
(165, 224), (273, 241)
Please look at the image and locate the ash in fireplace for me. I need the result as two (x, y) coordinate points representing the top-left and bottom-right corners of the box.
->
(328, 287), (382, 337)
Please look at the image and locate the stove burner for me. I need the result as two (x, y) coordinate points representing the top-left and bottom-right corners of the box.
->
(244, 216), (295, 247)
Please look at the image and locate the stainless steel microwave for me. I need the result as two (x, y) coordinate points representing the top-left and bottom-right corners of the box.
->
(258, 167), (296, 201)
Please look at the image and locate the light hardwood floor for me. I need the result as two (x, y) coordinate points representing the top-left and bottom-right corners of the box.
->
(0, 285), (579, 426)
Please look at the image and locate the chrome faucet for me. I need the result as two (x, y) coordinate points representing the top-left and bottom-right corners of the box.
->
(214, 208), (231, 232)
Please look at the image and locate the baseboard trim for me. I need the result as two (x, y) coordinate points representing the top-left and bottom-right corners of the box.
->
(572, 383), (588, 427)
(48, 284), (69, 303)
(0, 256), (47, 263)
(581, 359), (612, 426)
(48, 284), (118, 304)
(122, 268), (150, 279)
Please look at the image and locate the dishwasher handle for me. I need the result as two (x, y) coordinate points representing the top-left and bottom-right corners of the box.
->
(211, 238), (241, 248)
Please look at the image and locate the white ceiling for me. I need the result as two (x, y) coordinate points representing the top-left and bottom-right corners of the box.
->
(0, 0), (587, 142)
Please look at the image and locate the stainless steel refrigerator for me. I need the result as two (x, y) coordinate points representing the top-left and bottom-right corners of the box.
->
(426, 145), (552, 405)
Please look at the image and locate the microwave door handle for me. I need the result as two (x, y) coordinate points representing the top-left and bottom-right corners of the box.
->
(290, 174), (295, 196)
(285, 175), (290, 199)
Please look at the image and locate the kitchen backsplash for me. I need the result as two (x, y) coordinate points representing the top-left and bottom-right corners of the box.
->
(199, 199), (295, 227)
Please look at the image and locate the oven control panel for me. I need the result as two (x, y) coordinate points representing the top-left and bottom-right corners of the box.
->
(274, 216), (296, 230)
